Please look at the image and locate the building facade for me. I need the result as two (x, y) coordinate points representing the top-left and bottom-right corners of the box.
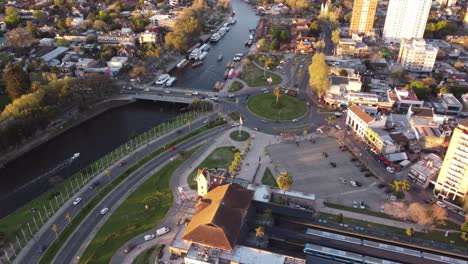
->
(435, 119), (468, 201)
(349, 0), (378, 36)
(346, 105), (375, 139)
(383, 0), (432, 43)
(397, 38), (438, 73)
(408, 153), (443, 188)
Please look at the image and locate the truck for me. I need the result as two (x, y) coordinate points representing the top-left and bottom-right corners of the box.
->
(156, 227), (170, 236)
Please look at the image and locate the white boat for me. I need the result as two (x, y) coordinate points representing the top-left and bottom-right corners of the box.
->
(249, 34), (254, 40)
(176, 59), (187, 68)
(229, 17), (236, 24)
(189, 48), (202, 60)
(155, 74), (171, 85)
(218, 27), (227, 37)
(197, 51), (208, 60)
(210, 33), (221, 42)
(72, 153), (80, 159)
(199, 43), (210, 51)
(165, 77), (177, 86)
(224, 23), (230, 28)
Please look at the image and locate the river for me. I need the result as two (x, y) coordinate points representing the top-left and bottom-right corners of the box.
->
(0, 0), (258, 218)
(174, 0), (259, 89)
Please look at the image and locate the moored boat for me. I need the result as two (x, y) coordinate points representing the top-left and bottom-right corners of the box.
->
(228, 68), (235, 79)
(210, 33), (221, 42)
(223, 69), (229, 79)
(192, 61), (204, 68)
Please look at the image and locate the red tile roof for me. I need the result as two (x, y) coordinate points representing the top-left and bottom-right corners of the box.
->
(349, 105), (374, 124)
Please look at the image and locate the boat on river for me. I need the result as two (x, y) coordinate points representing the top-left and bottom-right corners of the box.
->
(223, 69), (229, 79)
(210, 33), (221, 42)
(192, 61), (204, 68)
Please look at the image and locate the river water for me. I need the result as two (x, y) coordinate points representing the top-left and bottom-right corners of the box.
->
(174, 0), (259, 89)
(0, 0), (258, 217)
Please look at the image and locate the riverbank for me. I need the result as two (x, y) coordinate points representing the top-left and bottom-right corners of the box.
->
(0, 98), (134, 166)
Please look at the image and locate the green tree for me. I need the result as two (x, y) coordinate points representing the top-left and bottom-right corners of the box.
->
(270, 39), (280, 50)
(461, 221), (468, 241)
(2, 64), (31, 99)
(407, 80), (432, 100)
(326, 116), (336, 125)
(308, 53), (330, 98)
(405, 227), (414, 237)
(33, 10), (44, 21)
(5, 6), (20, 28)
(331, 29), (340, 55)
(400, 180), (411, 191)
(276, 171), (293, 193)
(274, 87), (282, 104)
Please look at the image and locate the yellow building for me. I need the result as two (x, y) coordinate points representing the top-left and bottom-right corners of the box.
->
(435, 119), (468, 201)
(349, 0), (378, 36)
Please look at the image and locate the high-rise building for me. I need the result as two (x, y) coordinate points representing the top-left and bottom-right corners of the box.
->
(383, 0), (432, 43)
(349, 0), (378, 36)
(435, 119), (468, 201)
(397, 38), (438, 73)
(437, 0), (457, 7)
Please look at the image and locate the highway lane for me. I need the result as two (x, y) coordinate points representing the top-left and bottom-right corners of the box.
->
(52, 126), (224, 264)
(17, 116), (214, 264)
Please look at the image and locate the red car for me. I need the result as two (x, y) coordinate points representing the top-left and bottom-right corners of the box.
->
(170, 146), (177, 151)
(118, 161), (126, 167)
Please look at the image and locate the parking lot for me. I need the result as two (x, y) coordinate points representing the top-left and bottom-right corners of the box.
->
(267, 137), (389, 211)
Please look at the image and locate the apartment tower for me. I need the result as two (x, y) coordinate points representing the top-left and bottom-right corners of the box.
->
(383, 0), (432, 43)
(435, 119), (468, 201)
(349, 0), (378, 36)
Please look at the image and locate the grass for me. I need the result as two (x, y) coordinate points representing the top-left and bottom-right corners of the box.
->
(228, 111), (241, 121)
(0, 111), (204, 247)
(0, 95), (11, 111)
(247, 94), (307, 120)
(318, 212), (468, 248)
(188, 146), (238, 189)
(250, 54), (284, 69)
(323, 202), (396, 220)
(38, 120), (226, 264)
(228, 81), (244, 92)
(240, 63), (282, 87)
(262, 168), (278, 187)
(78, 147), (199, 264)
(133, 245), (159, 264)
(230, 131), (250, 141)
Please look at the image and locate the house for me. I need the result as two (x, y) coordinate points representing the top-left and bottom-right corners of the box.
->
(149, 14), (175, 29)
(336, 38), (368, 57)
(407, 153), (443, 189)
(182, 183), (254, 252)
(40, 47), (69, 63)
(39, 38), (55, 46)
(107, 56), (128, 71)
(328, 75), (362, 96)
(387, 87), (424, 112)
(195, 168), (227, 197)
(75, 58), (96, 70)
(292, 32), (314, 54)
(138, 31), (158, 44)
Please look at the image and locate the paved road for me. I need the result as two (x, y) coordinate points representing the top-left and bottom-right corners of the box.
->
(15, 114), (216, 264)
(52, 126), (224, 264)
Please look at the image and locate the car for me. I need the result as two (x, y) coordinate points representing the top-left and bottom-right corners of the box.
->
(384, 188), (392, 194)
(261, 120), (268, 123)
(353, 200), (358, 208)
(360, 201), (365, 209)
(144, 234), (156, 241)
(261, 88), (268, 92)
(185, 93), (191, 96)
(100, 208), (109, 215)
(124, 244), (136, 253)
(118, 161), (126, 167)
(203, 119), (209, 124)
(335, 124), (342, 130)
(350, 180), (357, 187)
(339, 177), (346, 184)
(164, 90), (171, 94)
(253, 127), (259, 131)
(192, 91), (199, 95)
(89, 181), (100, 189)
(73, 197), (82, 205)
(228, 94), (235, 98)
(436, 201), (447, 208)
(144, 88), (150, 91)
(377, 183), (386, 189)
(263, 90), (269, 94)
(292, 119), (298, 123)
(386, 167), (395, 173)
(355, 181), (362, 187)
(339, 146), (348, 151)
(231, 122), (240, 127)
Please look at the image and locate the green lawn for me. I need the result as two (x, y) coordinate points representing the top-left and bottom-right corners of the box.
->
(133, 245), (159, 264)
(262, 168), (278, 187)
(247, 94), (307, 120)
(79, 147), (199, 264)
(188, 146), (238, 189)
(0, 95), (11, 111)
(240, 63), (282, 87)
(230, 131), (250, 141)
(250, 54), (284, 69)
(228, 81), (244, 92)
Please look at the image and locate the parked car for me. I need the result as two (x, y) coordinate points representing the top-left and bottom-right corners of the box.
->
(377, 183), (386, 189)
(100, 208), (109, 215)
(118, 161), (126, 167)
(355, 181), (362, 187)
(228, 94), (235, 98)
(353, 200), (358, 208)
(339, 146), (348, 151)
(386, 167), (395, 174)
(73, 197), (82, 205)
(384, 188), (392, 194)
(350, 181), (357, 187)
(335, 125), (342, 130)
(360, 201), (365, 209)
(124, 244), (136, 253)
(156, 227), (170, 236)
(436, 201), (446, 208)
(144, 234), (156, 241)
(339, 177), (346, 184)
(89, 181), (100, 189)
(231, 122), (240, 127)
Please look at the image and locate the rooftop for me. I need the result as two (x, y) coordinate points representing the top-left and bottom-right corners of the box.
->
(394, 87), (420, 101)
(410, 153), (443, 177)
(349, 105), (374, 124)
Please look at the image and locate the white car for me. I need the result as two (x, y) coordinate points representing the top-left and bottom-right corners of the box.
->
(353, 200), (358, 208)
(164, 90), (171, 94)
(144, 88), (150, 91)
(192, 91), (199, 95)
(339, 177), (346, 184)
(144, 234), (155, 241)
(360, 201), (365, 209)
(436, 201), (447, 208)
(386, 167), (395, 174)
(73, 197), (82, 205)
(292, 119), (298, 123)
(100, 208), (109, 215)
(231, 122), (240, 127)
(203, 119), (209, 124)
(335, 124), (342, 130)
(228, 94), (235, 98)
(350, 181), (357, 187)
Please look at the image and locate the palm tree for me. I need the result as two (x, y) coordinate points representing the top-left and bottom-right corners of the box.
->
(274, 87), (282, 104)
(255, 226), (265, 238)
(392, 180), (401, 193)
(325, 116), (336, 126)
(401, 180), (411, 191)
(276, 171), (293, 193)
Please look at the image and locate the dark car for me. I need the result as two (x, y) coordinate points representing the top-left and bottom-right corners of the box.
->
(384, 188), (392, 194)
(89, 181), (100, 189)
(124, 244), (136, 253)
(377, 183), (386, 189)
(355, 181), (362, 187)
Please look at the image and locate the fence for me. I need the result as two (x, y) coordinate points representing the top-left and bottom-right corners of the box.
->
(1, 108), (209, 263)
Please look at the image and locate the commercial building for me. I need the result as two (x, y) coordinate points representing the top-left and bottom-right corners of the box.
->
(383, 0), (432, 43)
(346, 105), (376, 139)
(336, 38), (368, 57)
(138, 31), (158, 44)
(397, 38), (438, 73)
(436, 0), (457, 7)
(435, 119), (468, 201)
(107, 56), (128, 71)
(408, 153), (443, 189)
(388, 87), (424, 112)
(349, 0), (378, 36)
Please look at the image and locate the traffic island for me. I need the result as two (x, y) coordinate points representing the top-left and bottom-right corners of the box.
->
(230, 130), (250, 141)
(246, 93), (307, 120)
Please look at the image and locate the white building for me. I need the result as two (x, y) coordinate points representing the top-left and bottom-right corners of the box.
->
(383, 0), (432, 44)
(437, 0), (457, 7)
(107, 56), (128, 71)
(138, 31), (158, 44)
(346, 104), (375, 139)
(397, 38), (438, 73)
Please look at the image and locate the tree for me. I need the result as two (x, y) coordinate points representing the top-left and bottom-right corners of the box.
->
(33, 10), (44, 21)
(308, 53), (330, 98)
(405, 227), (414, 237)
(255, 226), (265, 238)
(257, 38), (266, 50)
(438, 86), (450, 94)
(454, 61), (464, 69)
(400, 180), (411, 191)
(309, 20), (321, 37)
(427, 205), (447, 226)
(331, 29), (340, 55)
(339, 69), (348, 76)
(129, 65), (147, 79)
(262, 208), (272, 220)
(6, 27), (33, 49)
(5, 7), (20, 28)
(314, 40), (326, 52)
(270, 39), (280, 50)
(461, 221), (468, 241)
(276, 171), (293, 193)
(3, 64), (31, 99)
(274, 87), (282, 104)
(392, 180), (401, 193)
(337, 213), (343, 223)
(407, 80), (432, 100)
(325, 116), (336, 125)
(407, 202), (432, 225)
(93, 20), (107, 31)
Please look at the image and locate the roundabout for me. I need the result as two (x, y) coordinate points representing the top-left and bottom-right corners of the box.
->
(246, 93), (307, 121)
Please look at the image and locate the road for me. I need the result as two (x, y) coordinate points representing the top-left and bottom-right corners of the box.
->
(51, 125), (224, 264)
(15, 115), (216, 264)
